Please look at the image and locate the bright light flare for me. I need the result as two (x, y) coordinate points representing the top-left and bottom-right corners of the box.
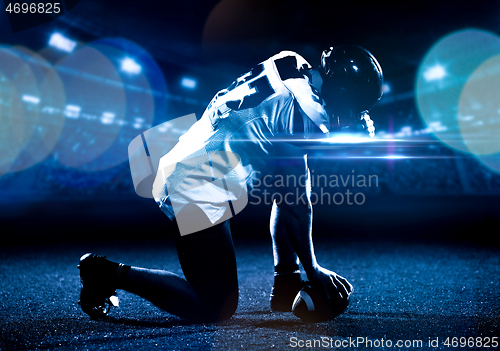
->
(381, 155), (408, 159)
(322, 134), (377, 144)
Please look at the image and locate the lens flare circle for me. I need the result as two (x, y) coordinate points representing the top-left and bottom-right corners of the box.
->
(81, 38), (167, 172)
(0, 45), (36, 177)
(53, 44), (127, 170)
(458, 55), (500, 156)
(8, 46), (66, 173)
(52, 38), (167, 174)
(458, 54), (500, 173)
(416, 29), (500, 153)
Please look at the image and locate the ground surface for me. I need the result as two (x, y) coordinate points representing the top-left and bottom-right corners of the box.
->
(1, 233), (499, 350)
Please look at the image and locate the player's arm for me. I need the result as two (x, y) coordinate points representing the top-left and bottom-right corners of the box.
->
(273, 66), (334, 278)
(271, 142), (317, 274)
(280, 193), (352, 303)
(272, 142), (352, 302)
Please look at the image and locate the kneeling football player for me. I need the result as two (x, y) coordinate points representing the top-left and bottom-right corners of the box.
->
(78, 45), (383, 322)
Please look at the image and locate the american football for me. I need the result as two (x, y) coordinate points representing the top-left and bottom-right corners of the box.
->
(292, 282), (350, 322)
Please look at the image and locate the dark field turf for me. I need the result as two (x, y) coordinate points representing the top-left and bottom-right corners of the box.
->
(1, 195), (500, 350)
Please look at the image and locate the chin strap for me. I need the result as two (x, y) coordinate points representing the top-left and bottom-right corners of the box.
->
(360, 111), (375, 138)
(330, 109), (376, 137)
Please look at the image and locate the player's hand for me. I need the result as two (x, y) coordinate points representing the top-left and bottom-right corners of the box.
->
(307, 265), (353, 303)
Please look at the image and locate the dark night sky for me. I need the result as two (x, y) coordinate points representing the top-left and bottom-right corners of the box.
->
(1, 0), (499, 93)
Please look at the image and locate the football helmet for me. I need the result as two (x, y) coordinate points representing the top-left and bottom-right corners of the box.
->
(319, 45), (383, 118)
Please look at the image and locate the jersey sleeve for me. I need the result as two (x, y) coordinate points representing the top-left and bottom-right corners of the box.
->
(272, 51), (330, 138)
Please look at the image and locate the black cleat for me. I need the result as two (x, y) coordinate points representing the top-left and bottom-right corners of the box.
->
(270, 272), (307, 312)
(78, 253), (119, 319)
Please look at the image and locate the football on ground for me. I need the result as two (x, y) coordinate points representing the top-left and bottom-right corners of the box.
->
(292, 284), (349, 322)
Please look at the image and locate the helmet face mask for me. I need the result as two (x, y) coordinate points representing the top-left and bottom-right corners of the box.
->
(319, 45), (383, 127)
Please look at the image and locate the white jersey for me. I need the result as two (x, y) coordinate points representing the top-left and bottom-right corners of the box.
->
(153, 51), (330, 228)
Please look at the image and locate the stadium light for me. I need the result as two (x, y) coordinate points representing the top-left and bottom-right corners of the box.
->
(49, 33), (77, 53)
(21, 95), (40, 104)
(428, 121), (448, 132)
(133, 117), (145, 129)
(424, 64), (446, 81)
(101, 112), (115, 125)
(181, 77), (197, 89)
(63, 104), (81, 119)
(121, 58), (141, 74)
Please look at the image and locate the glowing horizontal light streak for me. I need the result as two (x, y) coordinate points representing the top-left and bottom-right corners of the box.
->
(313, 155), (461, 160)
(320, 134), (410, 144)
(380, 155), (408, 159)
(225, 137), (410, 144)
(318, 155), (410, 159)
(322, 134), (375, 144)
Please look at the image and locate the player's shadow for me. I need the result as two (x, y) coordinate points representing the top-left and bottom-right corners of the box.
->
(248, 310), (500, 337)
(102, 316), (210, 328)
